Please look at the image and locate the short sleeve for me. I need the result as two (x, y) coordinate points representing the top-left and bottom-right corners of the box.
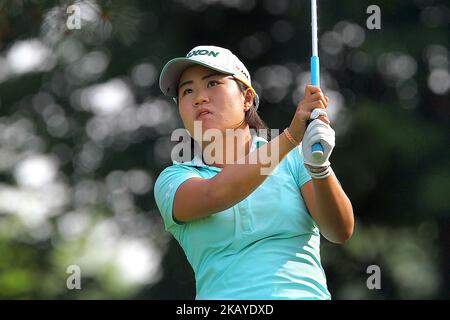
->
(154, 164), (201, 232)
(287, 144), (312, 189)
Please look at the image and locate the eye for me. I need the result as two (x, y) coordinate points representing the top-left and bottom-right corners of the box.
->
(182, 88), (193, 96)
(208, 80), (220, 87)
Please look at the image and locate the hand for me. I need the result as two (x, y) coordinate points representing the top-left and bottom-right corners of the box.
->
(302, 116), (335, 179)
(288, 85), (329, 142)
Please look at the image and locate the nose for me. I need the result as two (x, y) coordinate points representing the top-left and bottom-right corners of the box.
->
(193, 89), (209, 106)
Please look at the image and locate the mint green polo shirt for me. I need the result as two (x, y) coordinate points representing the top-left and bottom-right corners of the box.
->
(154, 134), (331, 300)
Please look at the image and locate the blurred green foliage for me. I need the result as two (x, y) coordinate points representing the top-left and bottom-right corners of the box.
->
(0, 0), (448, 299)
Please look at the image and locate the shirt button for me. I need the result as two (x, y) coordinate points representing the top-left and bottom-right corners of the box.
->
(242, 216), (251, 231)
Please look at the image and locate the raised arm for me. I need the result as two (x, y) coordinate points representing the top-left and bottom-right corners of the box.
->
(173, 132), (296, 222)
(174, 85), (328, 223)
(301, 174), (354, 244)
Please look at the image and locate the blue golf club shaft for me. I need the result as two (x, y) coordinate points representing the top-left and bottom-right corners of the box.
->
(310, 0), (324, 158)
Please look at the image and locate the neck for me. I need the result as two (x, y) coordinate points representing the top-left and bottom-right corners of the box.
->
(201, 126), (252, 168)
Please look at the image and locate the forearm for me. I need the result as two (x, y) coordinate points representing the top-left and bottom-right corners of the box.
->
(312, 172), (354, 243)
(210, 132), (296, 209)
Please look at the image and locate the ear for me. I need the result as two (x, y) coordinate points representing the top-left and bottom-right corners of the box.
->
(243, 88), (254, 110)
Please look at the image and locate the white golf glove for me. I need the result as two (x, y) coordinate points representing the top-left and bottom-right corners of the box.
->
(302, 109), (335, 179)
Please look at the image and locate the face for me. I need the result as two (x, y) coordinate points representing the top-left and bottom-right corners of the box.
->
(177, 64), (253, 139)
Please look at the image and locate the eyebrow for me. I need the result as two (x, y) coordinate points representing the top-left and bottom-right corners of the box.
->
(178, 73), (225, 91)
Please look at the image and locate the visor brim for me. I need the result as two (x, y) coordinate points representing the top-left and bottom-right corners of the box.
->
(159, 58), (233, 97)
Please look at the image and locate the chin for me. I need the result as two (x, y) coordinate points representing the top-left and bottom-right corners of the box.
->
(199, 122), (217, 133)
(191, 120), (217, 137)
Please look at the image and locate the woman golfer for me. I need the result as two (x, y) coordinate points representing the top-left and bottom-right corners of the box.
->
(154, 45), (354, 300)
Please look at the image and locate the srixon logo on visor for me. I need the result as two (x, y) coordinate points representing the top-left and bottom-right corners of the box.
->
(186, 50), (220, 58)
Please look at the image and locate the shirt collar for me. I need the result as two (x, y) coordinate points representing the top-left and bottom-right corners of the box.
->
(173, 132), (269, 170)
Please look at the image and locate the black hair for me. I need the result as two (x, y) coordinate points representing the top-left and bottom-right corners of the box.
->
(232, 79), (271, 141)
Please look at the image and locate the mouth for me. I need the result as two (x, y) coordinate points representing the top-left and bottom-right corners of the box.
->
(196, 111), (212, 120)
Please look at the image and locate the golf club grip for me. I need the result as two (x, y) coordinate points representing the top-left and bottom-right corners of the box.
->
(310, 56), (324, 158)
